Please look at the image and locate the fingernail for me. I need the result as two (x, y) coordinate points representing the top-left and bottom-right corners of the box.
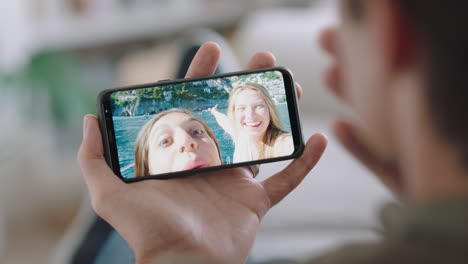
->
(83, 116), (89, 138)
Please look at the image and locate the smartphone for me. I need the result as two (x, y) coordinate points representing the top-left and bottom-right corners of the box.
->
(97, 67), (304, 182)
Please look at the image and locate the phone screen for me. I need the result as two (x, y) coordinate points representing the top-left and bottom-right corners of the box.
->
(101, 68), (302, 180)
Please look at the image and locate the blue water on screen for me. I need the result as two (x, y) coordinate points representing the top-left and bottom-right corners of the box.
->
(114, 105), (291, 179)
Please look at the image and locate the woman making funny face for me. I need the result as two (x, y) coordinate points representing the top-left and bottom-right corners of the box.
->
(134, 109), (222, 177)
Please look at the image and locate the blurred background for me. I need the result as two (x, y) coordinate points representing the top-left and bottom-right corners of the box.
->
(0, 0), (393, 263)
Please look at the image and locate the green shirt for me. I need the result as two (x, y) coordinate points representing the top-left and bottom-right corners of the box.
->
(300, 200), (468, 264)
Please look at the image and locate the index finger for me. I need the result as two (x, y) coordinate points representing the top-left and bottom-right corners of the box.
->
(185, 42), (221, 78)
(245, 51), (303, 100)
(245, 51), (276, 70)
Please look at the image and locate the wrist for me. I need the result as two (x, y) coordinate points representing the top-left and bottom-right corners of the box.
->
(135, 252), (221, 264)
(134, 242), (246, 264)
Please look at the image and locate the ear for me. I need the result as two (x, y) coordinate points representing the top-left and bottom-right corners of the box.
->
(373, 0), (418, 72)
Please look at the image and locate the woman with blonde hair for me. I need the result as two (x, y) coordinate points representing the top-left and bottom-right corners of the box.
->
(210, 83), (293, 163)
(134, 108), (221, 177)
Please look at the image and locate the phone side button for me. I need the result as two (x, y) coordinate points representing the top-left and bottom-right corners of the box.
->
(158, 79), (170, 82)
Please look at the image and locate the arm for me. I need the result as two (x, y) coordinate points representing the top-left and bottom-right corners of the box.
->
(210, 104), (233, 136)
(78, 43), (327, 264)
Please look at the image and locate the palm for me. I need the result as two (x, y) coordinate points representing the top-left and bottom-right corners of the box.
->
(122, 168), (266, 262)
(79, 43), (327, 264)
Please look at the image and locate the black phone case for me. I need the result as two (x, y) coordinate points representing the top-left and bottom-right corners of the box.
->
(97, 66), (304, 182)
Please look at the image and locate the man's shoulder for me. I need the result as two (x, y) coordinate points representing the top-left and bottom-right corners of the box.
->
(302, 239), (467, 264)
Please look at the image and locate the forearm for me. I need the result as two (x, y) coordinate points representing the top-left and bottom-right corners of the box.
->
(211, 110), (232, 134)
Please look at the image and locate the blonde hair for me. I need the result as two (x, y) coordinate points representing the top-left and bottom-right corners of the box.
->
(134, 109), (220, 177)
(227, 83), (287, 159)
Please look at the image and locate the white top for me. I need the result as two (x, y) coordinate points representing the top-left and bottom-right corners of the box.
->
(210, 107), (294, 163)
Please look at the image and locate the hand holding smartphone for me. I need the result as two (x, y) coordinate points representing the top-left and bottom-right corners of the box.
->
(98, 67), (303, 182)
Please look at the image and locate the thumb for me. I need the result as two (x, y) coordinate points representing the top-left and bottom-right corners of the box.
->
(77, 115), (123, 206)
(262, 133), (328, 207)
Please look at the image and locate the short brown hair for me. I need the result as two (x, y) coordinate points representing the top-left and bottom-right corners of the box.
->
(345, 0), (468, 165)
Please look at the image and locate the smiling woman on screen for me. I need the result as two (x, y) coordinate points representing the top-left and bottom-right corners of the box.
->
(210, 83), (293, 163)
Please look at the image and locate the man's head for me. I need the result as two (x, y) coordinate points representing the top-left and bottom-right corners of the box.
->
(325, 0), (468, 199)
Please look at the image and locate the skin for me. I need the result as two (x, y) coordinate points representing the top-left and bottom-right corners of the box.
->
(77, 0), (468, 260)
(211, 87), (294, 160)
(213, 89), (294, 159)
(78, 43), (326, 264)
(324, 0), (468, 201)
(147, 113), (221, 174)
(233, 89), (270, 138)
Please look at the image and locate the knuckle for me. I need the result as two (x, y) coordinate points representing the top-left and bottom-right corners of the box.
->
(282, 169), (297, 191)
(299, 157), (314, 171)
(90, 194), (104, 216)
(90, 189), (112, 217)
